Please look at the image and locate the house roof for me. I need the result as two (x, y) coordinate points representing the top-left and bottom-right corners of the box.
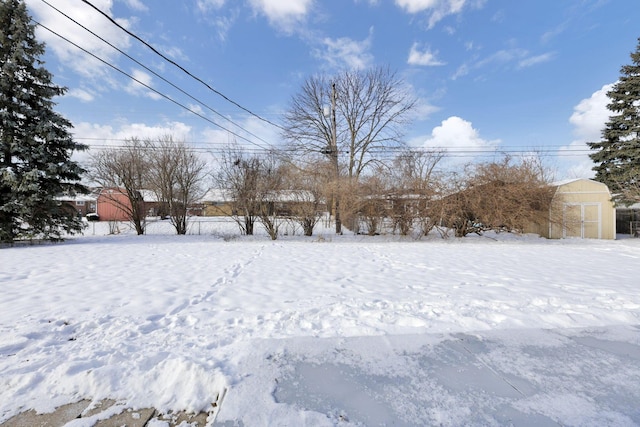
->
(55, 193), (97, 202)
(199, 189), (231, 203)
(197, 189), (319, 203)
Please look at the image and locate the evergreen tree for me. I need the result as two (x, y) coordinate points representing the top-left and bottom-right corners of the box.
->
(0, 0), (87, 243)
(588, 37), (640, 206)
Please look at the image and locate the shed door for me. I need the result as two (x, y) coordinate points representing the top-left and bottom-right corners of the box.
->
(563, 203), (601, 239)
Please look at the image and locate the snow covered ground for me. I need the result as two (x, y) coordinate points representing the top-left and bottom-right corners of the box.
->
(1, 219), (639, 426)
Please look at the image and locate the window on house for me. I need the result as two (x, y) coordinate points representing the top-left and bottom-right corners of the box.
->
(76, 201), (85, 206)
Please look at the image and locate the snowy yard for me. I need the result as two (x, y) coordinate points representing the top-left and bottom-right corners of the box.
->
(1, 220), (639, 426)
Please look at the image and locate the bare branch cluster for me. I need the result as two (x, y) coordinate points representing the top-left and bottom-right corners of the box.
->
(147, 136), (207, 235)
(283, 66), (416, 181)
(216, 145), (288, 239)
(90, 138), (149, 235)
(89, 136), (206, 235)
(432, 156), (555, 237)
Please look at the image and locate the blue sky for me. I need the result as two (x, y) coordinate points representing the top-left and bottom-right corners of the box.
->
(24, 0), (640, 178)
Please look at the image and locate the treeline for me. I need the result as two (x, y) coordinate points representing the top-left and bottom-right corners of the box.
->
(215, 146), (555, 239)
(88, 65), (556, 239)
(89, 135), (555, 240)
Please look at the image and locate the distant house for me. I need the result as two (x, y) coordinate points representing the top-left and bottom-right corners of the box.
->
(57, 192), (98, 217)
(200, 189), (234, 216)
(528, 179), (616, 239)
(199, 189), (326, 218)
(96, 188), (210, 221)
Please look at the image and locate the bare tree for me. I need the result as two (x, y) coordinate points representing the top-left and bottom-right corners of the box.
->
(90, 138), (149, 235)
(282, 161), (327, 236)
(147, 135), (206, 235)
(283, 66), (417, 232)
(338, 67), (417, 180)
(255, 154), (286, 240)
(387, 150), (444, 236)
(357, 172), (389, 235)
(216, 145), (285, 238)
(217, 145), (260, 235)
(282, 74), (334, 158)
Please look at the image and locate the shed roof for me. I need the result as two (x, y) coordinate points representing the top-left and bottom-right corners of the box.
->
(551, 178), (601, 187)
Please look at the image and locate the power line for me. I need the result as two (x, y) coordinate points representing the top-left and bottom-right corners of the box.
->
(73, 138), (593, 158)
(38, 1), (594, 166)
(79, 0), (286, 132)
(32, 19), (273, 151)
(38, 0), (275, 150)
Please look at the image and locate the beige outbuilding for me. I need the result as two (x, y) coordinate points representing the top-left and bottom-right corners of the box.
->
(532, 178), (616, 239)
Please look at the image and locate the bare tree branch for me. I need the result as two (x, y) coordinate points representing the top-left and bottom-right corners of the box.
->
(147, 135), (207, 235)
(89, 138), (149, 235)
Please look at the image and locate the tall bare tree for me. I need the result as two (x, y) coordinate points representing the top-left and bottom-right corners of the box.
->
(90, 138), (149, 235)
(283, 66), (416, 233)
(338, 67), (417, 180)
(147, 135), (206, 235)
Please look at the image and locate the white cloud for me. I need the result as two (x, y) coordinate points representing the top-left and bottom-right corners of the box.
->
(315, 29), (374, 70)
(556, 83), (613, 179)
(411, 99), (440, 121)
(67, 88), (95, 102)
(212, 13), (237, 42)
(407, 43), (445, 66)
(74, 121), (193, 148)
(71, 121), (194, 165)
(517, 52), (555, 69)
(557, 140), (596, 180)
(186, 104), (206, 117)
(541, 23), (567, 44)
(201, 114), (281, 151)
(118, 122), (193, 141)
(195, 2), (239, 41)
(394, 0), (470, 28)
(121, 0), (148, 12)
(454, 48), (554, 80)
(158, 45), (188, 62)
(26, 0), (132, 78)
(125, 69), (162, 100)
(422, 116), (500, 155)
(569, 83), (612, 141)
(451, 63), (469, 80)
(476, 48), (528, 68)
(196, 0), (226, 12)
(247, 0), (314, 32)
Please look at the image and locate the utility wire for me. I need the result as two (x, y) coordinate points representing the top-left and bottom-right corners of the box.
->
(32, 19), (272, 151)
(73, 138), (593, 157)
(47, 2), (580, 161)
(79, 0), (286, 132)
(38, 0), (274, 149)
